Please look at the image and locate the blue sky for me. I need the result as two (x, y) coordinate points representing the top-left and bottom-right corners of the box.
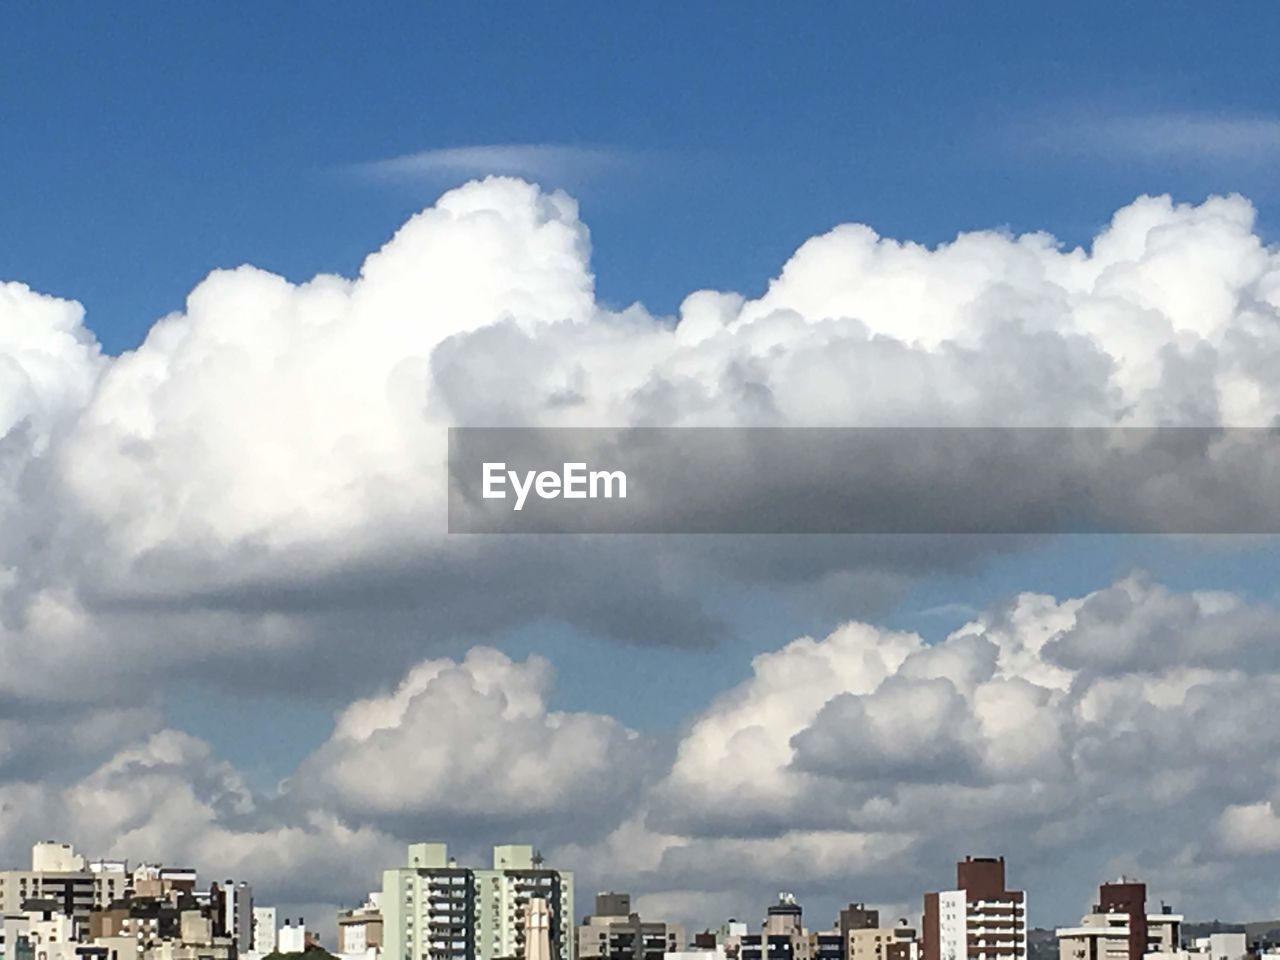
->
(10, 0), (1280, 766)
(9, 4), (1280, 927)
(8, 3), (1280, 355)
(14, 0), (1273, 756)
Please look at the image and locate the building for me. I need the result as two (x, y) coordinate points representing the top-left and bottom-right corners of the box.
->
(210, 881), (253, 950)
(381, 842), (574, 960)
(741, 895), (812, 960)
(338, 895), (384, 958)
(253, 907), (278, 955)
(688, 921), (747, 960)
(1056, 882), (1185, 960)
(1056, 911), (1131, 960)
(1189, 934), (1247, 960)
(129, 868), (197, 903)
(577, 893), (684, 960)
(922, 857), (1026, 960)
(0, 844), (99, 940)
(278, 919), (309, 954)
(478, 845), (573, 960)
(838, 906), (916, 960)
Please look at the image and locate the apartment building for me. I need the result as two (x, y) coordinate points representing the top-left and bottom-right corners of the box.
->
(0, 844), (101, 939)
(576, 892), (683, 960)
(740, 894), (813, 960)
(922, 857), (1026, 960)
(839, 905), (917, 960)
(382, 842), (573, 960)
(1057, 881), (1183, 960)
(209, 881), (253, 950)
(338, 894), (384, 957)
(253, 907), (278, 955)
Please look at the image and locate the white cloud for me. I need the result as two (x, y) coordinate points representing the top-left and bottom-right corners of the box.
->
(2, 577), (1280, 926)
(0, 183), (1275, 686)
(1045, 111), (1280, 164)
(621, 574), (1280, 923)
(293, 647), (652, 824)
(354, 144), (623, 184)
(5, 182), (1280, 924)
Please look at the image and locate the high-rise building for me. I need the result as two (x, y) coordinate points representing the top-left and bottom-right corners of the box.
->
(1056, 881), (1183, 960)
(1095, 883), (1146, 960)
(741, 895), (813, 960)
(381, 842), (573, 960)
(214, 880), (253, 950)
(0, 843), (99, 939)
(576, 892), (684, 960)
(922, 857), (1026, 960)
(254, 906), (279, 954)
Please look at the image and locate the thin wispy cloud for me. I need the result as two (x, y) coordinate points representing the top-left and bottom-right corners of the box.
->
(352, 143), (627, 184)
(1037, 109), (1280, 165)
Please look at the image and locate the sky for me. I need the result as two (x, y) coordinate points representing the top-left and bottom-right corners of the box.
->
(5, 1), (1280, 941)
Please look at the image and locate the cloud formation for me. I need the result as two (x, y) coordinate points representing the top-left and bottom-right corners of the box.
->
(4, 181), (1280, 930)
(1, 181), (1278, 701)
(354, 144), (623, 186)
(4, 578), (1280, 933)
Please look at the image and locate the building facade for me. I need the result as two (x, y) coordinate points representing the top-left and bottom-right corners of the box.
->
(382, 843), (573, 960)
(1057, 881), (1185, 960)
(253, 906), (278, 955)
(338, 895), (384, 957)
(922, 858), (1026, 960)
(576, 892), (683, 960)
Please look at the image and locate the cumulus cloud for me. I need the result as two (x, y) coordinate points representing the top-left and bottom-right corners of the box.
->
(0, 181), (1278, 709)
(292, 647), (655, 833)
(4, 182), (1280, 929)
(1, 579), (1279, 930)
(0, 728), (400, 908)
(608, 574), (1280, 927)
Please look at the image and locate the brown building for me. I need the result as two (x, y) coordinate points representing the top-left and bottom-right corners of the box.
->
(922, 857), (1026, 960)
(1094, 883), (1145, 960)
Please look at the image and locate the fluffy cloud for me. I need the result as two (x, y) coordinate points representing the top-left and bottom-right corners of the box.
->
(0, 728), (400, 908)
(613, 574), (1280, 927)
(293, 647), (654, 832)
(5, 182), (1280, 930)
(1, 183), (1279, 703)
(1, 578), (1279, 931)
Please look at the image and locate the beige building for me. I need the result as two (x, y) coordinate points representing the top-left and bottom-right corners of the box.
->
(577, 893), (684, 960)
(1057, 913), (1132, 960)
(840, 905), (917, 960)
(338, 895), (384, 957)
(0, 845), (109, 941)
(1058, 880), (1185, 960)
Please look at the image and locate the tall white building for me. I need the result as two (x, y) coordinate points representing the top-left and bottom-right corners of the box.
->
(279, 918), (308, 954)
(254, 906), (279, 954)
